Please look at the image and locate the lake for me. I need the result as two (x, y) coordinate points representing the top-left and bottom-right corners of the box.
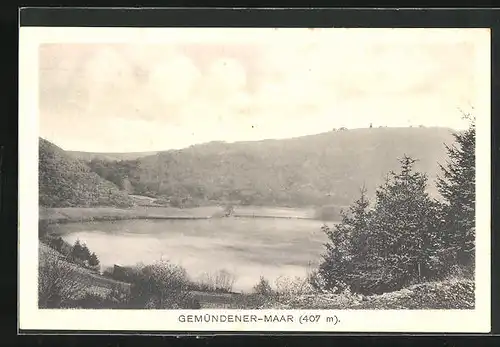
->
(47, 217), (331, 292)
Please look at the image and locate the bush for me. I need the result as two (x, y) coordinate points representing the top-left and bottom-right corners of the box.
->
(352, 278), (474, 310)
(252, 276), (274, 296)
(306, 269), (331, 293)
(127, 260), (200, 309)
(154, 196), (170, 206)
(38, 254), (86, 308)
(68, 285), (130, 309)
(272, 290), (362, 309)
(233, 293), (276, 309)
(101, 266), (115, 279)
(274, 276), (316, 299)
(194, 270), (236, 293)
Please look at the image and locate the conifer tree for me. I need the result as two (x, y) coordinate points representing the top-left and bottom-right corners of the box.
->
(71, 239), (83, 261)
(81, 243), (92, 261)
(88, 252), (100, 267)
(318, 223), (349, 293)
(436, 115), (476, 268)
(318, 156), (444, 294)
(318, 186), (371, 293)
(368, 155), (441, 292)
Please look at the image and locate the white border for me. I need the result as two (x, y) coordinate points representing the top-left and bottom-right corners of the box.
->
(18, 27), (491, 333)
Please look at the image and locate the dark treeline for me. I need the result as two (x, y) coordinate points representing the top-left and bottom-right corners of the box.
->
(316, 117), (475, 295)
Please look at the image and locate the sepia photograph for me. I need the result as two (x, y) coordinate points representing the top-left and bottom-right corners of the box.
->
(19, 26), (491, 333)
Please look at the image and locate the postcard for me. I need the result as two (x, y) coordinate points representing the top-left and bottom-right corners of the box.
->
(19, 26), (491, 333)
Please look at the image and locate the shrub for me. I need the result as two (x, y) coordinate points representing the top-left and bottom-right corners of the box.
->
(154, 196), (170, 205)
(352, 278), (474, 310)
(38, 254), (86, 308)
(273, 290), (362, 309)
(444, 264), (474, 281)
(65, 282), (131, 309)
(194, 270), (236, 293)
(274, 276), (316, 300)
(127, 260), (199, 309)
(252, 276), (274, 296)
(306, 269), (331, 293)
(101, 266), (115, 279)
(233, 293), (276, 309)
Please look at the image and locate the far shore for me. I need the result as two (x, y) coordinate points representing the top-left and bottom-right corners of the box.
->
(39, 205), (337, 224)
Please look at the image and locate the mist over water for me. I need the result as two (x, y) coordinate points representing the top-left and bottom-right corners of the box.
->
(50, 218), (329, 292)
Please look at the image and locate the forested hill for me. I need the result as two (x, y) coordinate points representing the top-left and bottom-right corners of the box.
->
(79, 127), (456, 208)
(39, 138), (134, 208)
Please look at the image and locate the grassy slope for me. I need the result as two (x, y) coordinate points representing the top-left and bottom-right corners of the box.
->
(39, 242), (131, 296)
(219, 278), (475, 310)
(39, 138), (134, 208)
(268, 279), (474, 310)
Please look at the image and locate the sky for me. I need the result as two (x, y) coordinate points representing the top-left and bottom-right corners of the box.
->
(38, 28), (487, 152)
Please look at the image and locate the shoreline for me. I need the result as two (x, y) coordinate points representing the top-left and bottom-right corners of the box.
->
(41, 215), (318, 225)
(39, 206), (333, 224)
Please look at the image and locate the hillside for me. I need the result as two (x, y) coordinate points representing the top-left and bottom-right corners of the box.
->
(39, 138), (134, 208)
(79, 127), (455, 208)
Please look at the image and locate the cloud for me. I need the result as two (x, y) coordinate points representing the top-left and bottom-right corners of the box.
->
(147, 53), (201, 105)
(38, 29), (482, 151)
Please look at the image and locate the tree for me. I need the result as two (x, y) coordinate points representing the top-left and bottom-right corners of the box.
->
(88, 252), (100, 267)
(70, 240), (84, 261)
(48, 236), (64, 252)
(318, 186), (371, 293)
(319, 156), (444, 295)
(81, 243), (92, 261)
(367, 155), (442, 292)
(436, 115), (476, 268)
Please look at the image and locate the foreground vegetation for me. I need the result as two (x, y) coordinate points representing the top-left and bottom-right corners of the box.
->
(315, 116), (475, 296)
(38, 242), (474, 310)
